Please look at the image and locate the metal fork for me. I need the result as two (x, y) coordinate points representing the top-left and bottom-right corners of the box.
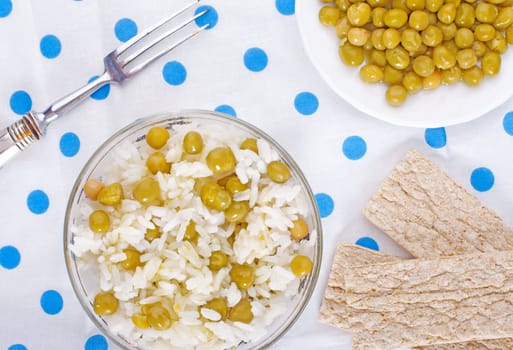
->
(0, 0), (208, 168)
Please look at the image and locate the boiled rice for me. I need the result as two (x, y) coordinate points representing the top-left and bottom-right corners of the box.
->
(70, 119), (315, 350)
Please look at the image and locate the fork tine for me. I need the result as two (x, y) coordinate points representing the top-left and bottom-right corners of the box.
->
(126, 24), (209, 77)
(121, 9), (209, 67)
(115, 0), (201, 56)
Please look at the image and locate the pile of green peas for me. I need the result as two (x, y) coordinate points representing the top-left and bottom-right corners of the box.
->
(319, 0), (513, 106)
(83, 125), (314, 330)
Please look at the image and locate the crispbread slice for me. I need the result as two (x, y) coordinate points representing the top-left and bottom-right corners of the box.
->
(359, 149), (513, 348)
(344, 250), (513, 350)
(319, 245), (513, 350)
(363, 149), (513, 258)
(318, 244), (400, 329)
(414, 339), (513, 350)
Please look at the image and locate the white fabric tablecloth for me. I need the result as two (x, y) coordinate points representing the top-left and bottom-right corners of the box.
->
(2, 1), (513, 349)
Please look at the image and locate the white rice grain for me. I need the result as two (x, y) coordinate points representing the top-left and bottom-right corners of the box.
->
(269, 266), (296, 291)
(223, 282), (242, 307)
(139, 296), (161, 305)
(110, 253), (127, 263)
(172, 161), (213, 178)
(200, 308), (222, 321)
(143, 257), (161, 280)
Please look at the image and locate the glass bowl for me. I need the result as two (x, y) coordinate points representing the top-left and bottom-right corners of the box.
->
(64, 110), (323, 350)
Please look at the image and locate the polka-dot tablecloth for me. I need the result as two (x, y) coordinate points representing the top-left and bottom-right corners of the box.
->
(2, 1), (513, 349)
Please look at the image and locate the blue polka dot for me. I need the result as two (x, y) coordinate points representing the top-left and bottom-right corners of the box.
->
(162, 61), (187, 86)
(8, 345), (27, 350)
(315, 193), (334, 218)
(1, 245), (21, 270)
(424, 127), (447, 148)
(355, 237), (379, 251)
(88, 76), (110, 100)
(114, 18), (138, 42)
(294, 92), (319, 116)
(470, 167), (495, 192)
(59, 132), (81, 157)
(9, 90), (32, 115)
(503, 111), (513, 136)
(40, 34), (62, 59)
(0, 0), (12, 17)
(276, 0), (295, 15)
(85, 334), (108, 350)
(40, 290), (63, 315)
(244, 48), (269, 72)
(215, 104), (237, 117)
(195, 5), (218, 30)
(342, 135), (367, 160)
(27, 189), (50, 215)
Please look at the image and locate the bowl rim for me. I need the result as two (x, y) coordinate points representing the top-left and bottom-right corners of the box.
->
(63, 109), (323, 350)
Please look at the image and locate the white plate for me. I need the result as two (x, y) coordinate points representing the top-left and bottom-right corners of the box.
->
(296, 1), (513, 128)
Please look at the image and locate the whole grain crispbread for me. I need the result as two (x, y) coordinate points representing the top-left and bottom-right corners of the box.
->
(414, 339), (513, 350)
(319, 245), (513, 350)
(321, 150), (513, 349)
(345, 250), (513, 350)
(318, 244), (400, 329)
(360, 149), (513, 348)
(363, 149), (513, 258)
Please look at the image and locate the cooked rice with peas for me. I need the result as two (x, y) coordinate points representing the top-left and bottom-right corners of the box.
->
(70, 119), (316, 350)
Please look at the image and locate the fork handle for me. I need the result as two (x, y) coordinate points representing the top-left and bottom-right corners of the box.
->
(0, 112), (43, 168)
(0, 72), (111, 168)
(42, 71), (111, 125)
(0, 127), (21, 168)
